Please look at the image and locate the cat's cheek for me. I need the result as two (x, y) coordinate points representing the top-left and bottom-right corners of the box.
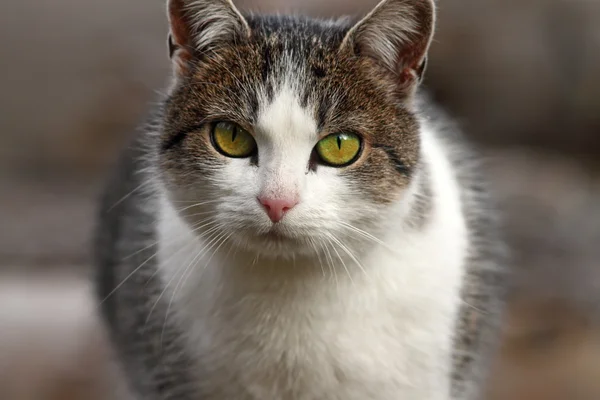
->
(347, 169), (407, 206)
(297, 170), (350, 225)
(212, 160), (261, 202)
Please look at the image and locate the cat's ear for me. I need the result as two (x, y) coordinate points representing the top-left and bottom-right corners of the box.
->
(167, 0), (251, 75)
(341, 0), (435, 93)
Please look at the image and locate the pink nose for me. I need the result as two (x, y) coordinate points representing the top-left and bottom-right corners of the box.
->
(258, 196), (298, 223)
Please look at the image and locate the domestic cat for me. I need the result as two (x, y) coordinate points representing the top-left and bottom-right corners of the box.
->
(95, 0), (507, 399)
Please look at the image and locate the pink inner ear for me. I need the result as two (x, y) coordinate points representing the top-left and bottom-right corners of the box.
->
(169, 0), (191, 46)
(168, 0), (193, 73)
(397, 45), (427, 85)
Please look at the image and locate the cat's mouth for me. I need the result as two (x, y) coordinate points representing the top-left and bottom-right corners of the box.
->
(258, 226), (295, 242)
(228, 220), (315, 257)
(228, 222), (320, 259)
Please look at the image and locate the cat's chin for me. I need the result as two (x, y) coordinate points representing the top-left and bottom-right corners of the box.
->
(229, 227), (317, 260)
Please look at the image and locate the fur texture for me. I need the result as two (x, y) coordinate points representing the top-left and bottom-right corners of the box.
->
(95, 0), (507, 399)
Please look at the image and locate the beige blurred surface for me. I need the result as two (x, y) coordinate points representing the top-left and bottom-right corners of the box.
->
(1, 0), (599, 399)
(485, 152), (600, 400)
(0, 272), (122, 400)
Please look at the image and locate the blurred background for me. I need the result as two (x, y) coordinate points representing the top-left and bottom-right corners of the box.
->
(0, 0), (599, 399)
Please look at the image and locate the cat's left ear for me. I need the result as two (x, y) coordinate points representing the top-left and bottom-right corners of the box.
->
(167, 0), (251, 75)
(341, 0), (435, 92)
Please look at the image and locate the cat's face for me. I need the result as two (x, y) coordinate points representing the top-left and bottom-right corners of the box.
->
(159, 0), (434, 258)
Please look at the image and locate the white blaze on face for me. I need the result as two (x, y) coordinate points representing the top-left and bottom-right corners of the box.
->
(254, 85), (318, 208)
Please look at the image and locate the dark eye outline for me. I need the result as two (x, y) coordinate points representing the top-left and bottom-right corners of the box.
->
(314, 132), (364, 168)
(210, 121), (257, 159)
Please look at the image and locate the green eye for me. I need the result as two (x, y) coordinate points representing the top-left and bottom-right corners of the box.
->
(211, 122), (257, 158)
(316, 132), (362, 167)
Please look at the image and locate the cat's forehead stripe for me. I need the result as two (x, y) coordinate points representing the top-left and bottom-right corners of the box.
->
(257, 84), (318, 142)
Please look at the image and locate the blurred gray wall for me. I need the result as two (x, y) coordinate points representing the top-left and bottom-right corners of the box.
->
(0, 0), (169, 178)
(430, 0), (600, 157)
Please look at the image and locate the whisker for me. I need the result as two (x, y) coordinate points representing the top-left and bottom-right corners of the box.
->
(327, 234), (354, 286)
(337, 222), (397, 253)
(176, 228), (229, 291)
(157, 241), (208, 347)
(170, 200), (219, 203)
(175, 199), (221, 213)
(143, 240), (198, 327)
(122, 241), (161, 262)
(182, 210), (217, 219)
(309, 237), (326, 279)
(174, 230), (233, 310)
(160, 226), (226, 345)
(139, 217), (224, 293)
(322, 238), (339, 289)
(100, 246), (160, 305)
(461, 299), (488, 315)
(203, 231), (233, 268)
(123, 217), (218, 261)
(328, 234), (370, 281)
(222, 234), (237, 262)
(107, 181), (149, 212)
(188, 218), (221, 234)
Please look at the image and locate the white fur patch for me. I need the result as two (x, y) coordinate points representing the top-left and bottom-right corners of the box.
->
(254, 85), (318, 200)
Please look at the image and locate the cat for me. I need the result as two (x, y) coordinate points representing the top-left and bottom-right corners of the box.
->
(94, 0), (507, 399)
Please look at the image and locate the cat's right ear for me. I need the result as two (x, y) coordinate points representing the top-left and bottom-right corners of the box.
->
(341, 0), (435, 95)
(167, 0), (251, 76)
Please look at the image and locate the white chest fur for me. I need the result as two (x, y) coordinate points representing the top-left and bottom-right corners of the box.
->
(157, 128), (468, 399)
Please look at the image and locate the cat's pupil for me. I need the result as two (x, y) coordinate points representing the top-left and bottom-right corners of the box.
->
(231, 128), (238, 142)
(336, 136), (342, 150)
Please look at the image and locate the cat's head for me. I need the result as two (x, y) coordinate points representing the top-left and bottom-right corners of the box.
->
(159, 0), (435, 259)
